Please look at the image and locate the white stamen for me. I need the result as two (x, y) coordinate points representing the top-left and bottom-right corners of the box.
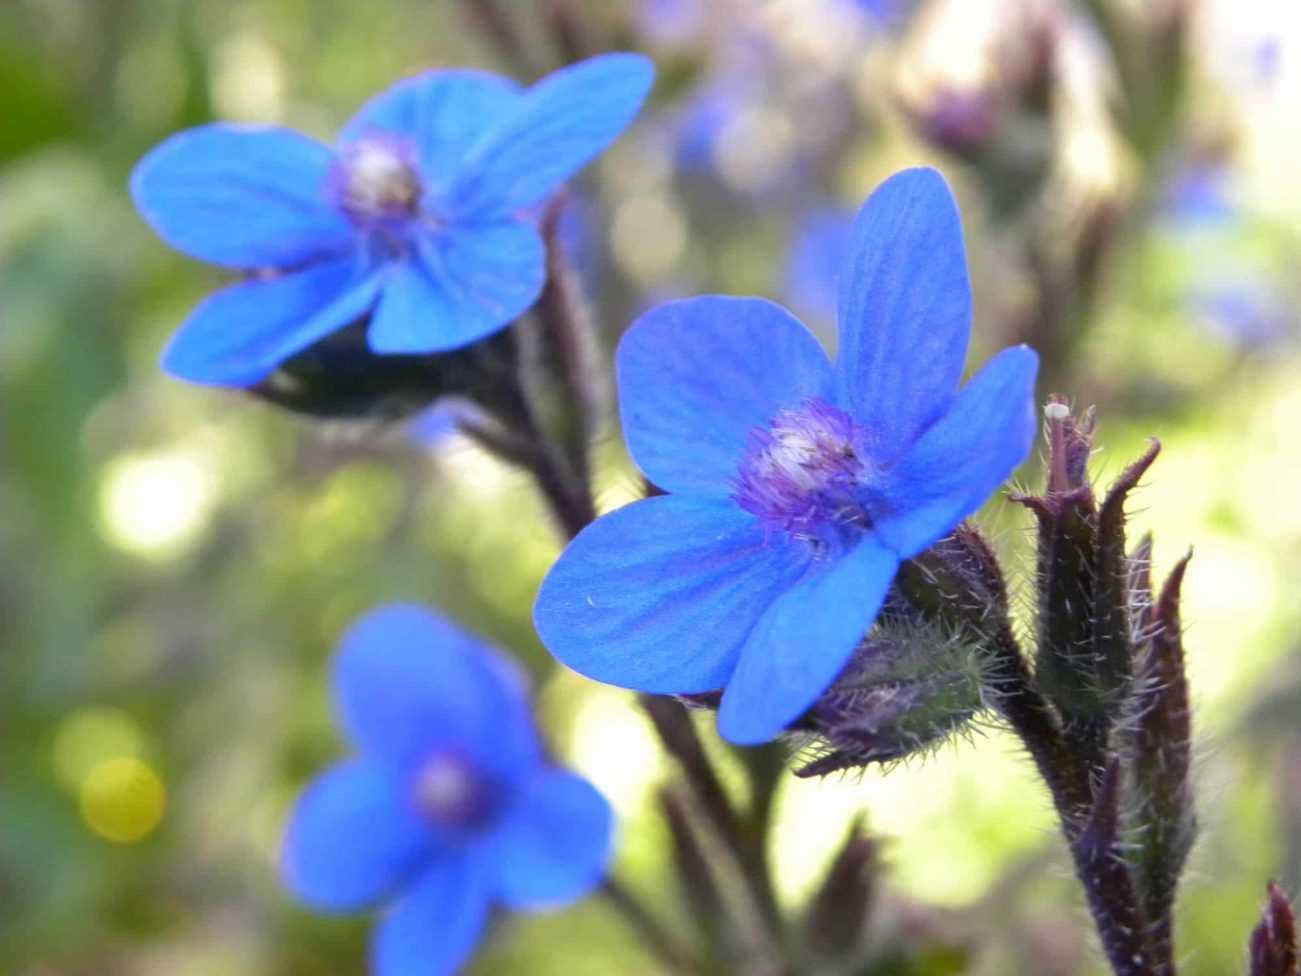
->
(416, 755), (475, 818)
(339, 140), (422, 220)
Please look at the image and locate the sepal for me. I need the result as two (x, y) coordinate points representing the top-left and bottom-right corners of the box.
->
(1012, 401), (1159, 759)
(249, 320), (522, 424)
(800, 816), (879, 968)
(1123, 548), (1196, 960)
(1251, 882), (1299, 976)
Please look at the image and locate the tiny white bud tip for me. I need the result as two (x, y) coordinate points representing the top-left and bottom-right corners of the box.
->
(1044, 402), (1071, 422)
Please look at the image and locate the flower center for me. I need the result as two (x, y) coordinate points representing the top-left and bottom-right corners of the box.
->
(331, 137), (423, 224)
(733, 398), (872, 543)
(413, 753), (497, 830)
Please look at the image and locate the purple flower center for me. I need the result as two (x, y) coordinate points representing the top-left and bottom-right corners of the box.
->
(330, 136), (424, 226)
(413, 753), (498, 830)
(733, 397), (873, 543)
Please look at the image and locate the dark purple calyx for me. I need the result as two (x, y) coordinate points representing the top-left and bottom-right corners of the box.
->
(733, 397), (874, 545)
(330, 136), (424, 227)
(413, 752), (499, 831)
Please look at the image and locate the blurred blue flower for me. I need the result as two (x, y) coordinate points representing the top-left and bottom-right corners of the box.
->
(405, 402), (461, 446)
(534, 168), (1038, 744)
(131, 54), (654, 387)
(671, 75), (753, 171)
(849, 0), (910, 25)
(783, 206), (854, 328)
(553, 193), (603, 285)
(637, 0), (708, 48)
(282, 605), (613, 976)
(1161, 163), (1236, 228)
(1192, 283), (1291, 349)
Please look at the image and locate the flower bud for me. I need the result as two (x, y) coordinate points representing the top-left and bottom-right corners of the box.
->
(250, 323), (523, 424)
(801, 817), (879, 966)
(792, 609), (988, 776)
(1251, 882), (1299, 976)
(1011, 401), (1159, 752)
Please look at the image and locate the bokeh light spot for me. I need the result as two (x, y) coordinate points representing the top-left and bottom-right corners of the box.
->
(52, 707), (145, 792)
(97, 451), (217, 558)
(80, 757), (167, 844)
(611, 194), (688, 282)
(567, 687), (664, 815)
(212, 31), (286, 123)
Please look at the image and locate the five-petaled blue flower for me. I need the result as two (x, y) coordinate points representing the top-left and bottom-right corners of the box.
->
(282, 604), (613, 976)
(131, 54), (654, 387)
(533, 167), (1039, 745)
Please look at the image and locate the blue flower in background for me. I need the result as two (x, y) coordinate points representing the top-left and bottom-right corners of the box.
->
(405, 402), (461, 446)
(783, 206), (854, 330)
(534, 168), (1038, 745)
(131, 54), (654, 386)
(1161, 162), (1236, 228)
(671, 75), (754, 171)
(283, 605), (613, 976)
(849, 0), (911, 25)
(1192, 283), (1291, 349)
(637, 0), (708, 48)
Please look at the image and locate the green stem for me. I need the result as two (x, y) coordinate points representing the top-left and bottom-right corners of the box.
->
(601, 878), (703, 974)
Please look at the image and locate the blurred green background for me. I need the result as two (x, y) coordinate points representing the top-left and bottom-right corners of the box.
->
(3, 0), (1301, 973)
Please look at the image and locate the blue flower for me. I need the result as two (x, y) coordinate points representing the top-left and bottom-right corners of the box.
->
(131, 54), (654, 387)
(1192, 283), (1291, 349)
(671, 75), (753, 171)
(282, 605), (613, 976)
(1161, 163), (1236, 228)
(405, 402), (461, 446)
(849, 0), (911, 25)
(533, 168), (1038, 745)
(783, 206), (855, 329)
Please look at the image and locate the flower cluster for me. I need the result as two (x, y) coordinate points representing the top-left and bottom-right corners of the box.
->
(134, 45), (1050, 976)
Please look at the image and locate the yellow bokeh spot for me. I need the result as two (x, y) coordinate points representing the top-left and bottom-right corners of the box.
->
(98, 450), (217, 558)
(565, 685), (664, 815)
(52, 707), (145, 792)
(611, 193), (688, 282)
(212, 31), (286, 123)
(80, 757), (166, 844)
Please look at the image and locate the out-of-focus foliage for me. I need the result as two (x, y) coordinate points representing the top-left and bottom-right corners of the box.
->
(3, 0), (1301, 973)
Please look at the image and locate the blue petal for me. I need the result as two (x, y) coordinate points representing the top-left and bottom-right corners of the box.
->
(617, 296), (835, 496)
(131, 124), (354, 268)
(161, 258), (382, 386)
(367, 221), (545, 354)
(338, 71), (522, 195)
(874, 345), (1039, 558)
(372, 853), (489, 976)
(334, 604), (541, 782)
(835, 168), (972, 460)
(281, 760), (435, 912)
(484, 769), (613, 908)
(450, 53), (655, 218)
(533, 494), (809, 694)
(718, 541), (899, 745)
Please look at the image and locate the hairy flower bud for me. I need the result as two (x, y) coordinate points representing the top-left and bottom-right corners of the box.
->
(792, 608), (988, 776)
(1012, 400), (1160, 757)
(1251, 882), (1299, 976)
(249, 323), (524, 424)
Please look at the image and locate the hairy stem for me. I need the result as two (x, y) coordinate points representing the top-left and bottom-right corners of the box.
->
(985, 625), (1157, 974)
(639, 696), (786, 952)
